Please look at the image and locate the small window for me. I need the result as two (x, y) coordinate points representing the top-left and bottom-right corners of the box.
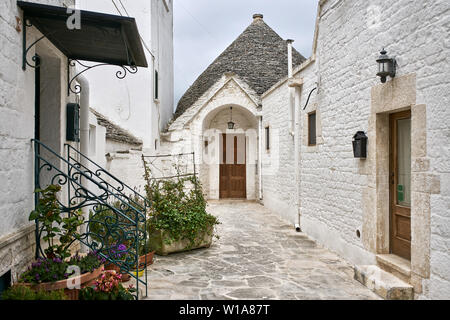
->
(308, 112), (316, 146)
(155, 139), (158, 150)
(265, 126), (270, 150)
(154, 70), (159, 100)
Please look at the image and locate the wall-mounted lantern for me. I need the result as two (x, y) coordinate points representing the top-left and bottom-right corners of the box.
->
(376, 49), (396, 83)
(228, 107), (235, 130)
(353, 131), (368, 158)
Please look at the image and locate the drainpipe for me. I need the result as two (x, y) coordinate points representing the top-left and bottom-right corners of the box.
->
(287, 40), (295, 136)
(258, 115), (263, 200)
(289, 78), (304, 232)
(76, 74), (90, 252)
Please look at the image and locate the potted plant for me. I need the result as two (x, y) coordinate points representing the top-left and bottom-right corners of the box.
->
(18, 252), (104, 300)
(21, 185), (104, 300)
(79, 270), (136, 300)
(143, 163), (220, 255)
(103, 243), (132, 282)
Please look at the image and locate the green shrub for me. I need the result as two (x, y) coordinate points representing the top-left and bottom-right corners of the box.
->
(143, 162), (220, 250)
(1, 285), (67, 300)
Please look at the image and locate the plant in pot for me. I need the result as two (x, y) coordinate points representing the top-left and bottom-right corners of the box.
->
(143, 163), (220, 255)
(20, 185), (104, 300)
(79, 270), (136, 300)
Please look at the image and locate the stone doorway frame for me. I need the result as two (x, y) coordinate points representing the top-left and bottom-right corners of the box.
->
(365, 73), (438, 294)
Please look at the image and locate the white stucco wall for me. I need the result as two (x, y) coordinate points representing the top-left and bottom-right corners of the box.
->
(77, 0), (174, 151)
(261, 0), (450, 299)
(161, 74), (260, 200)
(0, 0), (75, 280)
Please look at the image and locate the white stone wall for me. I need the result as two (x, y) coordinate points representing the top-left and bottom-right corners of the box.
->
(77, 0), (174, 151)
(161, 74), (260, 200)
(0, 0), (75, 281)
(262, 0), (450, 299)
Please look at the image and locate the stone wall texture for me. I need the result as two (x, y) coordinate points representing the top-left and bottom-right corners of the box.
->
(261, 0), (450, 299)
(0, 0), (74, 281)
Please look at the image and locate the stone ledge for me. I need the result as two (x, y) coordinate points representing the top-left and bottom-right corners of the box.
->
(376, 254), (411, 284)
(354, 265), (414, 300)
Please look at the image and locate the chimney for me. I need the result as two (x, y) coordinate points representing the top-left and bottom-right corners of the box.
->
(287, 39), (294, 78)
(253, 14), (263, 21)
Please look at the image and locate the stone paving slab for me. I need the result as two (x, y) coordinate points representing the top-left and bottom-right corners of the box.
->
(144, 201), (380, 300)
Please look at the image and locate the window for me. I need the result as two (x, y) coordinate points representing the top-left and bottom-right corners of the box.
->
(155, 139), (158, 151)
(89, 125), (96, 156)
(265, 126), (270, 150)
(154, 70), (159, 100)
(308, 112), (316, 146)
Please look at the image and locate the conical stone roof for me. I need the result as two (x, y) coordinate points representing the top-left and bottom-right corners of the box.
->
(174, 14), (306, 119)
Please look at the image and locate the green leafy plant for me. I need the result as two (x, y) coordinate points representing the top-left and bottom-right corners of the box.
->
(19, 252), (104, 285)
(1, 285), (67, 300)
(143, 162), (220, 250)
(29, 185), (84, 260)
(79, 271), (135, 300)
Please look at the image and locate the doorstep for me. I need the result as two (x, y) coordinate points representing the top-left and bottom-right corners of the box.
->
(376, 254), (411, 284)
(354, 265), (414, 300)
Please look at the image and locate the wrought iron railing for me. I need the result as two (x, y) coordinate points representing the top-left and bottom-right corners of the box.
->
(32, 139), (148, 299)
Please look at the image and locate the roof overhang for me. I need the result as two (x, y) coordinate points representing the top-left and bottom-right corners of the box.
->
(17, 1), (148, 68)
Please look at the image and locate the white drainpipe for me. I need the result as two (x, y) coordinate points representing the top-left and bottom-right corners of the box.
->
(258, 115), (263, 200)
(287, 40), (295, 136)
(287, 39), (301, 231)
(294, 85), (302, 232)
(76, 74), (90, 252)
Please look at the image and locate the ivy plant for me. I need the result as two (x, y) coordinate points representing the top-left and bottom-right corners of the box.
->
(143, 162), (220, 250)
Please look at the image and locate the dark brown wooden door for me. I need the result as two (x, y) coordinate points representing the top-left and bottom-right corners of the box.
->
(220, 134), (246, 199)
(390, 110), (412, 260)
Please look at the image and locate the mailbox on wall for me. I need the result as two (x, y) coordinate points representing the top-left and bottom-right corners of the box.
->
(66, 103), (80, 142)
(353, 131), (368, 158)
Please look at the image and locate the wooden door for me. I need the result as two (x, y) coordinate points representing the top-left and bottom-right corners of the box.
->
(390, 110), (412, 260)
(220, 134), (246, 199)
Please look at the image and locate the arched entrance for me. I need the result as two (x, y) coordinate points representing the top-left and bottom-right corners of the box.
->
(201, 105), (258, 200)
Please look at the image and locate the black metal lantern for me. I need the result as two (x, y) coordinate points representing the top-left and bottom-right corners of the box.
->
(353, 131), (368, 158)
(228, 107), (235, 130)
(376, 49), (396, 83)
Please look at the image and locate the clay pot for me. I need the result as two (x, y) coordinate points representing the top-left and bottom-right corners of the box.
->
(22, 265), (104, 300)
(138, 251), (155, 268)
(104, 263), (131, 282)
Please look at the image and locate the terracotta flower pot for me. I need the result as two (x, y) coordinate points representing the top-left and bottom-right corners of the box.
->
(138, 251), (155, 268)
(104, 263), (131, 282)
(22, 264), (104, 300)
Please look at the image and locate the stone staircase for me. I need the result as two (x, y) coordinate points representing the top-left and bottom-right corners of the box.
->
(354, 254), (414, 300)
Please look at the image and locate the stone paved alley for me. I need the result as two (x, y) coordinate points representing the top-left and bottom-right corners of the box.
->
(144, 201), (379, 300)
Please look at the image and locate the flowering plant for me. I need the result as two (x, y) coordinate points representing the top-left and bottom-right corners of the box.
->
(107, 243), (128, 262)
(79, 271), (136, 300)
(19, 257), (71, 284)
(19, 251), (105, 285)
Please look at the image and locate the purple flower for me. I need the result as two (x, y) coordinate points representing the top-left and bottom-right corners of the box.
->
(35, 273), (40, 281)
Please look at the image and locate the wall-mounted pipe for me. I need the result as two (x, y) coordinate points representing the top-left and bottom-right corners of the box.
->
(76, 73), (90, 252)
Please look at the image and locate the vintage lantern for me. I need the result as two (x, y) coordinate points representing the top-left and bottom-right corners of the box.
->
(376, 49), (396, 83)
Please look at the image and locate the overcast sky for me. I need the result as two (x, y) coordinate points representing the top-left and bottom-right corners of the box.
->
(173, 0), (319, 107)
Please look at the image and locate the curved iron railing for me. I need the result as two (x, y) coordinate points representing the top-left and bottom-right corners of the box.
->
(32, 139), (148, 299)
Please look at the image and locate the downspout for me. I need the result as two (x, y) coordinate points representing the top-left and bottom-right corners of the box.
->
(77, 74), (90, 252)
(287, 40), (295, 136)
(258, 114), (263, 200)
(287, 40), (302, 232)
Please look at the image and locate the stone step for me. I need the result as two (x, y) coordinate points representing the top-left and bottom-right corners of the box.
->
(354, 265), (414, 300)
